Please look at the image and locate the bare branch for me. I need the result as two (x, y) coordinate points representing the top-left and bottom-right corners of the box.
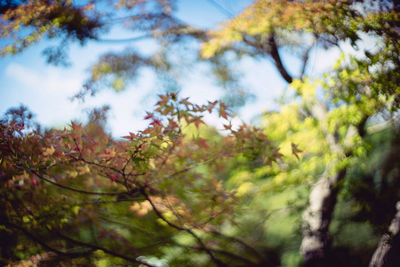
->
(267, 34), (293, 84)
(242, 33), (293, 84)
(300, 35), (317, 79)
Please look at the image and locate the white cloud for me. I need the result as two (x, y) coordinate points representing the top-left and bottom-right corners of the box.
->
(4, 63), (85, 126)
(5, 63), (82, 95)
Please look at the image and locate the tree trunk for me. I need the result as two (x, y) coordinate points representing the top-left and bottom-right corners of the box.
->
(369, 201), (400, 267)
(300, 166), (347, 267)
(300, 100), (351, 266)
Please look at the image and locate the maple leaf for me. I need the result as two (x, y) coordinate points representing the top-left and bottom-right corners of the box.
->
(271, 148), (283, 163)
(196, 138), (209, 149)
(207, 100), (218, 113)
(291, 142), (302, 160)
(223, 122), (232, 131)
(144, 112), (154, 120)
(70, 122), (82, 132)
(109, 174), (118, 182)
(192, 117), (204, 128)
(15, 123), (24, 130)
(156, 94), (170, 106)
(179, 97), (191, 109)
(193, 104), (202, 112)
(142, 127), (152, 135)
(122, 132), (138, 140)
(218, 102), (230, 120)
(150, 119), (162, 127)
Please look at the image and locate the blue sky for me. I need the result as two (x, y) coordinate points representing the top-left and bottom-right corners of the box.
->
(0, 0), (341, 136)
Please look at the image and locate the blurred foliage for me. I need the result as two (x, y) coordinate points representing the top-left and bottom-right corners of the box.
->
(1, 0), (400, 266)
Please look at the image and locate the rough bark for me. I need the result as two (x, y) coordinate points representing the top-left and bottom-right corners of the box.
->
(369, 202), (400, 267)
(299, 100), (363, 266)
(300, 166), (347, 267)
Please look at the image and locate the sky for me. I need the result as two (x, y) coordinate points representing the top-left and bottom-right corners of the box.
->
(0, 0), (342, 137)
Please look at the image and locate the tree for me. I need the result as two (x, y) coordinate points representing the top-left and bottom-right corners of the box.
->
(1, 94), (279, 266)
(1, 0), (400, 266)
(199, 1), (400, 265)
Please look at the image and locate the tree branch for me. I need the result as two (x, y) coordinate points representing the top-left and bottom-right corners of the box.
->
(4, 221), (93, 258)
(300, 35), (317, 78)
(142, 188), (227, 267)
(369, 201), (400, 267)
(52, 230), (154, 267)
(242, 33), (293, 83)
(31, 170), (124, 196)
(208, 230), (263, 260)
(267, 34), (293, 84)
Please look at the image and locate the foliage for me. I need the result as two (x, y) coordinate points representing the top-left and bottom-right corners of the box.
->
(0, 93), (278, 266)
(1, 0), (400, 266)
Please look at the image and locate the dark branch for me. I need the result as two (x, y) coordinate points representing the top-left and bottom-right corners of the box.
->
(4, 221), (93, 258)
(52, 230), (154, 267)
(142, 188), (228, 267)
(31, 170), (124, 196)
(357, 115), (369, 138)
(209, 230), (263, 260)
(242, 33), (293, 84)
(267, 34), (293, 84)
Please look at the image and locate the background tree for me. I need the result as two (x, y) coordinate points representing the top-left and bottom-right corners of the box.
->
(1, 0), (400, 266)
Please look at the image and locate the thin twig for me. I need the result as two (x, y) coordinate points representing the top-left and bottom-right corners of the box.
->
(142, 189), (227, 267)
(31, 170), (124, 196)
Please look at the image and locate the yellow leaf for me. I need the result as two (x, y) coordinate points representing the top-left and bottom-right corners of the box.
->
(42, 145), (55, 156)
(236, 182), (253, 197)
(72, 206), (81, 215)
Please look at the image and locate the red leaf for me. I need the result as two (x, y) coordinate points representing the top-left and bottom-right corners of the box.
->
(223, 123), (232, 131)
(218, 102), (229, 120)
(196, 138), (209, 149)
(122, 132), (138, 140)
(109, 174), (118, 182)
(157, 95), (170, 106)
(70, 122), (82, 132)
(207, 100), (218, 113)
(192, 117), (204, 128)
(150, 119), (162, 127)
(16, 123), (24, 130)
(144, 112), (153, 120)
(179, 97), (191, 109)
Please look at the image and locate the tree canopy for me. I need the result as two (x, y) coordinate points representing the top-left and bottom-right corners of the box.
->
(1, 0), (400, 266)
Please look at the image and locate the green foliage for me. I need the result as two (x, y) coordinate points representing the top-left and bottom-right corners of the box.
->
(1, 1), (400, 266)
